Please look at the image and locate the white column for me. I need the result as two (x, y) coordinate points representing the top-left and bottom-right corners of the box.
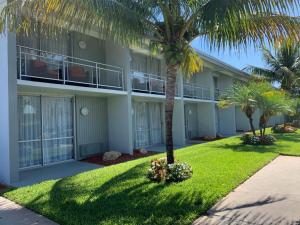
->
(198, 102), (217, 137)
(105, 41), (133, 154)
(0, 28), (19, 184)
(172, 99), (186, 146)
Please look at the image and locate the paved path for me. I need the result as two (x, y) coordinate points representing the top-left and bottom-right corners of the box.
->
(193, 156), (300, 225)
(0, 197), (58, 225)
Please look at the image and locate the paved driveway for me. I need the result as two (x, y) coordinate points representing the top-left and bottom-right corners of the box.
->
(193, 156), (300, 225)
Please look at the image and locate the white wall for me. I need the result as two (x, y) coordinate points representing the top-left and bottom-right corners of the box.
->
(218, 106), (236, 136)
(107, 95), (133, 154)
(173, 99), (186, 146)
(235, 107), (250, 132)
(0, 30), (19, 184)
(198, 102), (216, 136)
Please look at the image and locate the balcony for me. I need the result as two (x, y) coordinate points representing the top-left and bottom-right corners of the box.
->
(17, 45), (125, 91)
(214, 88), (226, 101)
(131, 71), (166, 95)
(183, 83), (211, 100)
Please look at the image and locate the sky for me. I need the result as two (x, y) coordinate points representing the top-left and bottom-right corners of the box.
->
(191, 40), (265, 71)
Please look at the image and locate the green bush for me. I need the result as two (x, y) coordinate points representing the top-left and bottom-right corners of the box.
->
(147, 158), (193, 183)
(272, 124), (297, 133)
(241, 133), (276, 145)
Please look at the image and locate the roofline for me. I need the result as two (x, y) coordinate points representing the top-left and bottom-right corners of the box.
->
(195, 49), (250, 80)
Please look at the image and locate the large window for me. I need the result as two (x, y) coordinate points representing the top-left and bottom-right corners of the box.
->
(18, 95), (74, 169)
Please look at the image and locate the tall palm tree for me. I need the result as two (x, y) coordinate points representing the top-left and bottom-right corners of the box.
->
(247, 40), (300, 92)
(1, 0), (300, 164)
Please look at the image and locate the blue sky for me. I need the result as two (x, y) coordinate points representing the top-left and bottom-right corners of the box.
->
(191, 40), (265, 70)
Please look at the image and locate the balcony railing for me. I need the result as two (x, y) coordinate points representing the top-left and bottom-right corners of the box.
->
(214, 88), (226, 101)
(131, 71), (166, 94)
(183, 83), (211, 100)
(17, 45), (125, 90)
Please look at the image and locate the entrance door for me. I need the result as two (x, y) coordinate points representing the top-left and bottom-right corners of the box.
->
(133, 102), (163, 148)
(149, 103), (163, 145)
(134, 102), (150, 148)
(42, 97), (74, 165)
(18, 95), (74, 169)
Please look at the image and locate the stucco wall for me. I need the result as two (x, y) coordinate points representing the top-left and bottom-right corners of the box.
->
(76, 96), (108, 159)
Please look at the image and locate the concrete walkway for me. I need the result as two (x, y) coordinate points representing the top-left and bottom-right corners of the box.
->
(0, 197), (58, 225)
(194, 156), (300, 225)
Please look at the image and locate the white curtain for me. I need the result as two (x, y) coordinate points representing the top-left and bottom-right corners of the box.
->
(149, 103), (163, 145)
(42, 97), (74, 165)
(134, 102), (150, 148)
(18, 96), (42, 168)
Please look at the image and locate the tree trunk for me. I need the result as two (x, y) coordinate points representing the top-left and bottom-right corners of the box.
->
(165, 63), (178, 164)
(247, 116), (256, 136)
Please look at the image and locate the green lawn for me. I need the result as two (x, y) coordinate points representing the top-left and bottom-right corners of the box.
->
(3, 131), (300, 225)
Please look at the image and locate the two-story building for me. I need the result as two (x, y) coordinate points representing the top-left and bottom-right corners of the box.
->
(0, 24), (284, 186)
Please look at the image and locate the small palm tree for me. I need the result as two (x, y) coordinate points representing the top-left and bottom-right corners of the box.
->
(256, 89), (296, 136)
(1, 1), (300, 164)
(218, 82), (257, 135)
(247, 40), (300, 92)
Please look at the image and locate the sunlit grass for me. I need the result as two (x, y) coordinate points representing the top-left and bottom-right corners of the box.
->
(3, 130), (300, 225)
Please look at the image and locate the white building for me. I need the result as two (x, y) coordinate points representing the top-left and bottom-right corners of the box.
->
(0, 24), (284, 185)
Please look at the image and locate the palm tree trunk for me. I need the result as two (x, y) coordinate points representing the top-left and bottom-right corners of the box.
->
(165, 63), (177, 164)
(248, 116), (256, 136)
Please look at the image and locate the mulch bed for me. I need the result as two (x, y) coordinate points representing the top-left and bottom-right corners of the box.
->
(82, 150), (158, 166)
(0, 183), (7, 192)
(191, 136), (224, 142)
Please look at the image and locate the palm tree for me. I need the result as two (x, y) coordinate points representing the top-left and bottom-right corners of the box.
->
(256, 89), (296, 136)
(1, 1), (300, 164)
(247, 40), (300, 92)
(218, 82), (257, 135)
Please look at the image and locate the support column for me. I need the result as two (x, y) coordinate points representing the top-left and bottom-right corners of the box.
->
(172, 99), (186, 146)
(105, 41), (133, 154)
(198, 102), (217, 137)
(0, 28), (19, 184)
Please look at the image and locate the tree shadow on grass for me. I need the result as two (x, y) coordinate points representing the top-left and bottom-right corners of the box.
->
(22, 162), (211, 225)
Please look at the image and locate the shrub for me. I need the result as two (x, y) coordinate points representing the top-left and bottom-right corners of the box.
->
(241, 133), (276, 145)
(272, 124), (297, 133)
(147, 158), (193, 183)
(166, 163), (193, 182)
(147, 158), (167, 182)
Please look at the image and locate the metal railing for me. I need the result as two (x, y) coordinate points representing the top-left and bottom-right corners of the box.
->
(131, 70), (165, 94)
(183, 83), (211, 100)
(214, 88), (226, 101)
(17, 45), (125, 90)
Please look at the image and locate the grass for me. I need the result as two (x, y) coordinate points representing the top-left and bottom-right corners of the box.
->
(3, 130), (300, 225)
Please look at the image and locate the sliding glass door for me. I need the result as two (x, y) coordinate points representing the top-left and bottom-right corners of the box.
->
(42, 97), (74, 165)
(133, 102), (163, 148)
(18, 95), (74, 169)
(18, 96), (42, 168)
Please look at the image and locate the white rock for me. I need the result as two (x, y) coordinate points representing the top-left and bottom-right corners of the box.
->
(139, 149), (148, 155)
(103, 151), (122, 161)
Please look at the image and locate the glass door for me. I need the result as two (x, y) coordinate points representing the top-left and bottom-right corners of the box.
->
(18, 95), (74, 168)
(149, 103), (163, 145)
(42, 97), (74, 165)
(134, 102), (150, 148)
(18, 96), (42, 168)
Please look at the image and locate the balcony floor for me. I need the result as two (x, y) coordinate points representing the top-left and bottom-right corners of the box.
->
(13, 161), (102, 187)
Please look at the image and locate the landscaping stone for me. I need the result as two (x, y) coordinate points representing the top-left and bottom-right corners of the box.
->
(103, 151), (122, 161)
(139, 149), (148, 155)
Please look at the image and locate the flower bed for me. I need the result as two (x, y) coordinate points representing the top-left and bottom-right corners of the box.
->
(272, 124), (297, 133)
(241, 133), (276, 145)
